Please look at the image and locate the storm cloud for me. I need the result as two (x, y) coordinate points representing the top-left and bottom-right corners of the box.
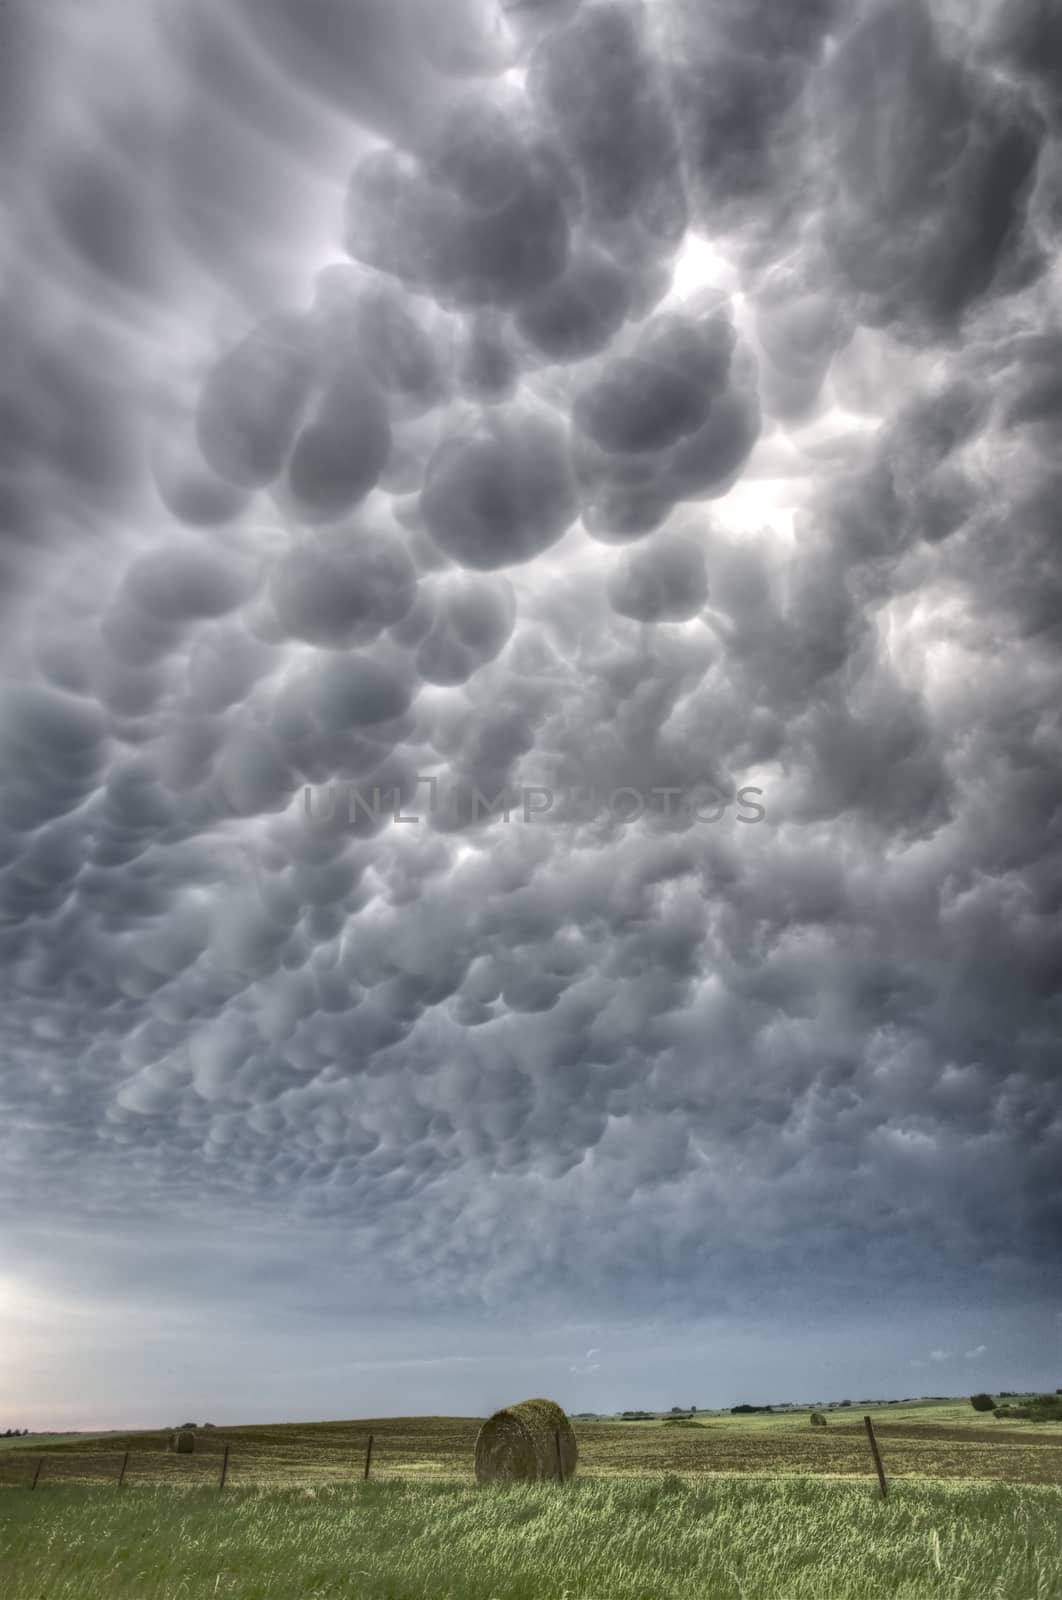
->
(1, 0), (1060, 1428)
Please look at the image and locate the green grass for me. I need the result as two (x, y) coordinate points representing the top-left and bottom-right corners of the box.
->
(601, 1398), (1062, 1435)
(2, 1475), (1060, 1599)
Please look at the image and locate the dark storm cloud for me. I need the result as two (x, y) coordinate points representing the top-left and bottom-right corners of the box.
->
(197, 315), (315, 491)
(457, 312), (522, 401)
(315, 275), (453, 421)
(822, 0), (1045, 333)
(659, 0), (836, 252)
(574, 308), (736, 453)
(608, 535), (708, 623)
(295, 651), (415, 731)
(151, 414), (252, 530)
(124, 549), (257, 623)
(992, 0), (1062, 125)
(528, 0), (686, 241)
(343, 117), (573, 311)
(405, 576), (517, 687)
(270, 533), (418, 650)
(285, 363), (393, 522)
(420, 406), (579, 568)
(514, 248), (632, 363)
(2, 0), (1061, 1405)
(575, 357), (707, 455)
(571, 306), (761, 539)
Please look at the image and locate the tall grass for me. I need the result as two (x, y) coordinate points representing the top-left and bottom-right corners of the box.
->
(2, 1473), (1061, 1598)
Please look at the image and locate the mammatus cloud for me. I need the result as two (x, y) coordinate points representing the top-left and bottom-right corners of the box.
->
(1, 0), (1061, 1424)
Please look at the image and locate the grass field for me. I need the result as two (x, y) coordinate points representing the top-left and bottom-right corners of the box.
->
(2, 1475), (1061, 1599)
(3, 1404), (1060, 1597)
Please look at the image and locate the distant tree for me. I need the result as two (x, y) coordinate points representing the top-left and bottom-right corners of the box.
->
(690, 1406), (697, 1414)
(992, 1396), (1062, 1422)
(970, 1393), (996, 1412)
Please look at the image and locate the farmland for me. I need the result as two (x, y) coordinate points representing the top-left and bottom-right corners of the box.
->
(2, 1403), (1061, 1598)
(2, 1473), (1060, 1599)
(2, 1398), (1060, 1490)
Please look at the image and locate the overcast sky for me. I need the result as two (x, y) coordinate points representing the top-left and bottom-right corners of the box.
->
(2, 0), (1061, 1434)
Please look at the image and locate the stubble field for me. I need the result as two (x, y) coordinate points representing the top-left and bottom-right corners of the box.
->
(2, 1402), (1060, 1598)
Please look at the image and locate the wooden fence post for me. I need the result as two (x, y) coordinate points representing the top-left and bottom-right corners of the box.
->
(30, 1456), (45, 1491)
(554, 1428), (563, 1481)
(863, 1415), (888, 1499)
(218, 1446), (230, 1491)
(363, 1434), (374, 1480)
(117, 1452), (129, 1488)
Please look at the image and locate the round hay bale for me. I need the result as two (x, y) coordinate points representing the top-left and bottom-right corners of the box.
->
(175, 1430), (196, 1454)
(809, 1411), (828, 1428)
(474, 1398), (577, 1484)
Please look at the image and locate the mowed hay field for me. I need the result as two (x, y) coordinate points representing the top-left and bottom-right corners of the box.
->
(2, 1400), (1060, 1489)
(2, 1406), (1061, 1599)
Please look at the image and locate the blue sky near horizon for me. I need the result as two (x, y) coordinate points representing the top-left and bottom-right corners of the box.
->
(1, 0), (1060, 1435)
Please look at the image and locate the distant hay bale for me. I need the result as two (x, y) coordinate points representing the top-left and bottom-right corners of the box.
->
(474, 1398), (577, 1484)
(175, 1430), (195, 1454)
(809, 1411), (828, 1428)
